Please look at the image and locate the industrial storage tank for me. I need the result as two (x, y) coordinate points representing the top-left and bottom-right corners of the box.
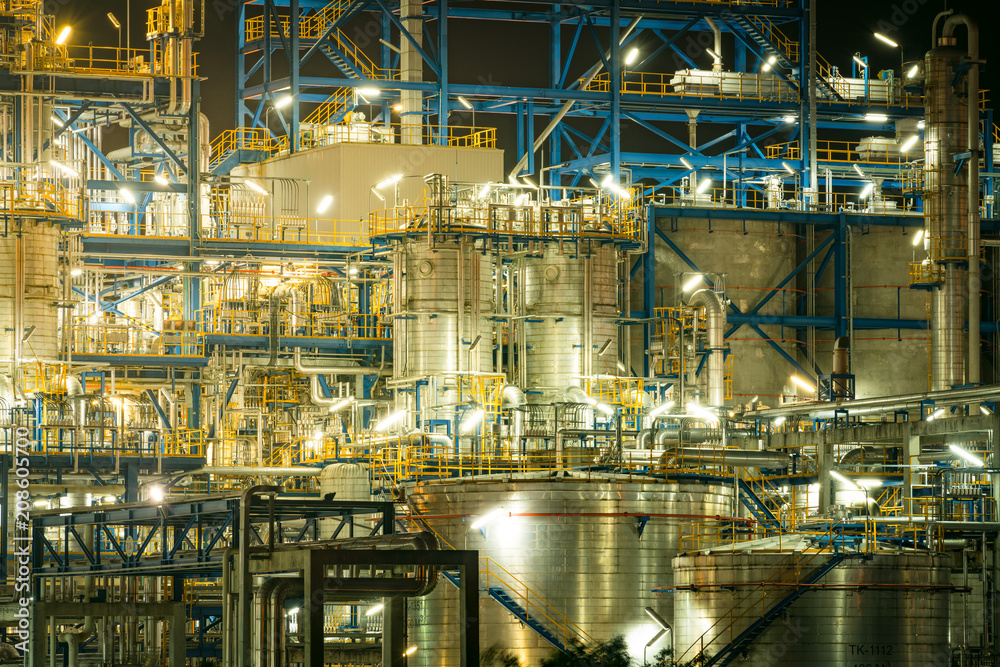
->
(523, 245), (619, 397)
(405, 476), (734, 664)
(672, 549), (952, 665)
(0, 222), (61, 363)
(395, 239), (494, 378)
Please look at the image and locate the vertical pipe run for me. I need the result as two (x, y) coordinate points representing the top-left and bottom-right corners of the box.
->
(689, 289), (725, 407)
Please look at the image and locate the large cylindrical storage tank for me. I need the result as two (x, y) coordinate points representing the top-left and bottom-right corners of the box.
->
(0, 221), (61, 364)
(395, 239), (494, 378)
(673, 550), (952, 665)
(523, 244), (619, 396)
(404, 476), (734, 664)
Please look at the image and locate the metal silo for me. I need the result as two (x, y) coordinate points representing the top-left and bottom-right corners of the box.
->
(673, 549), (952, 665)
(404, 476), (734, 664)
(0, 222), (61, 365)
(523, 245), (619, 396)
(395, 239), (494, 379)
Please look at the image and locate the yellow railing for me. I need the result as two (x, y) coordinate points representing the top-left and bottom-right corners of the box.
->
(199, 307), (391, 341)
(747, 13), (798, 61)
(0, 177), (85, 220)
(369, 197), (640, 243)
(70, 323), (205, 359)
(244, 0), (394, 81)
(659, 185), (913, 216)
(767, 139), (918, 165)
(303, 87), (355, 126)
(202, 212), (368, 246)
(164, 429), (206, 456)
(482, 557), (596, 653)
(295, 122), (496, 150)
(909, 260), (944, 286)
(210, 127), (278, 167)
(586, 71), (799, 103)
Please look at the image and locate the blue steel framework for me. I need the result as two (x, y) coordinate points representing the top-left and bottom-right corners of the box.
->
(235, 0), (998, 388)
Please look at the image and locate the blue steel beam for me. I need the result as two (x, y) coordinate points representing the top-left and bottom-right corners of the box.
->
(144, 389), (172, 429)
(121, 105), (188, 174)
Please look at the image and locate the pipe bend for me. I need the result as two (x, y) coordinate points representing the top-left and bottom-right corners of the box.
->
(942, 14), (979, 59)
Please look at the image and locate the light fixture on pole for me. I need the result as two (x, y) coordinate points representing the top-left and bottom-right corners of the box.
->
(108, 13), (121, 51)
(789, 375), (816, 394)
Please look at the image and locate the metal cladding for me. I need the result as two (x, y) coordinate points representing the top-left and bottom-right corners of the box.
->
(523, 245), (619, 395)
(673, 551), (952, 665)
(0, 222), (60, 363)
(924, 45), (969, 390)
(395, 240), (494, 377)
(405, 477), (734, 663)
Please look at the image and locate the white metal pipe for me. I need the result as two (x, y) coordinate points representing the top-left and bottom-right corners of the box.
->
(689, 288), (725, 406)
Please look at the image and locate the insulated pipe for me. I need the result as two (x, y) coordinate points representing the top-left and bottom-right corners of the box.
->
(689, 288), (725, 406)
(508, 15), (642, 179)
(704, 18), (722, 71)
(743, 382), (1000, 419)
(942, 14), (981, 384)
(670, 447), (791, 468)
(290, 291), (383, 375)
(832, 336), (850, 398)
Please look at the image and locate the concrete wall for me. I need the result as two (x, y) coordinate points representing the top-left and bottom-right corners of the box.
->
(633, 217), (928, 406)
(235, 142), (503, 237)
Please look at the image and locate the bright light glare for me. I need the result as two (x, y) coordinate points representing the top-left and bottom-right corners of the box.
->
(790, 375), (816, 393)
(358, 87), (380, 97)
(852, 55), (867, 69)
(648, 400), (675, 418)
(50, 160), (79, 178)
(981, 405), (993, 415)
(773, 416), (786, 426)
(404, 646), (418, 657)
(55, 26), (71, 45)
(51, 115), (64, 127)
(860, 182), (875, 198)
(457, 95), (473, 109)
(679, 157), (693, 170)
(376, 174), (402, 190)
(317, 194), (334, 214)
(470, 507), (505, 530)
(625, 47), (639, 66)
(874, 33), (899, 48)
(365, 604), (384, 616)
(478, 184), (492, 199)
(329, 396), (353, 413)
(857, 479), (883, 489)
(696, 178), (711, 194)
(950, 444), (985, 467)
(119, 188), (135, 204)
(853, 163), (865, 178)
(154, 174), (170, 186)
(912, 230), (924, 246)
(149, 486), (165, 502)
(907, 64), (920, 78)
(70, 267), (83, 277)
(900, 135), (919, 153)
(246, 180), (269, 196)
(594, 402), (615, 416)
(686, 402), (718, 424)
(928, 408), (945, 421)
(275, 95), (293, 109)
(682, 274), (704, 292)
(460, 407), (485, 434)
(521, 176), (539, 190)
(783, 116), (796, 123)
(374, 409), (406, 433)
(918, 120), (925, 129)
(782, 161), (795, 174)
(830, 470), (860, 489)
(865, 113), (889, 122)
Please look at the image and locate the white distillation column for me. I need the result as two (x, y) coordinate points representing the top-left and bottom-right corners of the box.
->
(923, 37), (968, 390)
(400, 0), (423, 145)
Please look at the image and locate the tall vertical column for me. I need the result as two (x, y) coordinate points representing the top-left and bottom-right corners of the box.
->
(401, 0), (423, 145)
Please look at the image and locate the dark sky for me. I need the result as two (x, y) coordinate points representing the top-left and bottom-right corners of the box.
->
(57, 1), (996, 165)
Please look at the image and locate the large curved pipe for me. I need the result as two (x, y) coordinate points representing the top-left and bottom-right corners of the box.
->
(704, 18), (723, 71)
(689, 289), (726, 406)
(290, 290), (383, 376)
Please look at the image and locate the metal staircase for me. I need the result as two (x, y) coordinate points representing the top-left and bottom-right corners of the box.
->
(702, 553), (847, 666)
(737, 479), (783, 533)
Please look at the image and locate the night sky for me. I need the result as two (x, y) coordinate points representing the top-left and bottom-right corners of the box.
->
(56, 0), (997, 172)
